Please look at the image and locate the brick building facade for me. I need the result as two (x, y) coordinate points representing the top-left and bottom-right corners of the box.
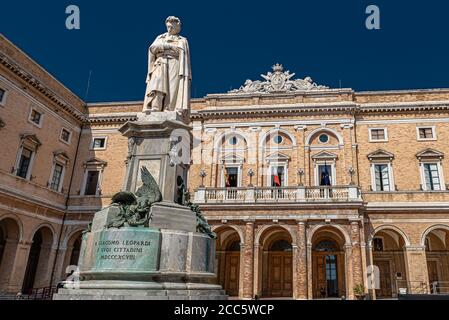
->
(1, 34), (448, 299)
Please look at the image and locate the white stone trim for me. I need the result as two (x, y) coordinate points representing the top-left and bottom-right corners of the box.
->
(28, 105), (44, 128)
(89, 136), (108, 151)
(419, 160), (445, 191)
(314, 160), (337, 186)
(369, 162), (395, 192)
(305, 127), (344, 146)
(368, 127), (388, 142)
(49, 160), (66, 193)
(416, 125), (437, 141)
(59, 127), (72, 145)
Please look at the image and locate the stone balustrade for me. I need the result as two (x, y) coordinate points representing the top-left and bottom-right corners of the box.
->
(194, 185), (361, 204)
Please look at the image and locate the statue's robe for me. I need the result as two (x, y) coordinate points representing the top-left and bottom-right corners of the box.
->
(143, 32), (191, 113)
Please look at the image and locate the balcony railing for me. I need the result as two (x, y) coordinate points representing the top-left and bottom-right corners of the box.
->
(194, 186), (361, 204)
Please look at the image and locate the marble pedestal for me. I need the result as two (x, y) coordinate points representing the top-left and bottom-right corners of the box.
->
(54, 206), (226, 300)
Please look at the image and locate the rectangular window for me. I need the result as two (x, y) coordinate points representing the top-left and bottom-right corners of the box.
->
(224, 167), (239, 188)
(374, 164), (390, 191)
(29, 109), (42, 126)
(373, 238), (384, 252)
(92, 138), (106, 150)
(50, 163), (64, 191)
(418, 127), (435, 140)
(0, 88), (5, 105)
(318, 165), (332, 186)
(60, 129), (71, 144)
(17, 148), (33, 179)
(423, 163), (441, 191)
(271, 166), (285, 187)
(84, 170), (100, 195)
(370, 128), (387, 141)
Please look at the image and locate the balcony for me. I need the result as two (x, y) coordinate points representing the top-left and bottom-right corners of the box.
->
(194, 186), (362, 204)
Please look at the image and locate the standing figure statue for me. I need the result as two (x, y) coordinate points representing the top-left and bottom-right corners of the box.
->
(143, 16), (191, 114)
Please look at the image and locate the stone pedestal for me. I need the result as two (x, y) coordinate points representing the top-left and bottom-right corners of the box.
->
(54, 113), (226, 300)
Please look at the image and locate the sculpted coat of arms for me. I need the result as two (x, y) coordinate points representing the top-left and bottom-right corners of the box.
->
(229, 64), (329, 94)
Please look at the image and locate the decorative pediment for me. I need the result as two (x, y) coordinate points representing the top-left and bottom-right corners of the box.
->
(265, 152), (291, 162)
(367, 149), (395, 161)
(53, 150), (70, 164)
(228, 64), (329, 94)
(416, 148), (444, 160)
(311, 151), (337, 161)
(20, 133), (42, 150)
(83, 157), (107, 169)
(221, 153), (245, 164)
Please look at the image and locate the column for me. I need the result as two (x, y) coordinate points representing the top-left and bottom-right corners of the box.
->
(366, 243), (377, 300)
(294, 221), (308, 299)
(240, 221), (255, 299)
(253, 243), (261, 297)
(307, 243), (313, 299)
(6, 241), (32, 293)
(404, 245), (430, 294)
(350, 222), (364, 290)
(345, 244), (354, 300)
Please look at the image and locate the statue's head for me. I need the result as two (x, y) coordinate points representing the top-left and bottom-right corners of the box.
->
(165, 16), (182, 35)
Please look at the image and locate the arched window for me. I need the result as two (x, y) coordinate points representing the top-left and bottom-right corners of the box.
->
(314, 240), (338, 252)
(270, 240), (292, 252)
(227, 240), (241, 252)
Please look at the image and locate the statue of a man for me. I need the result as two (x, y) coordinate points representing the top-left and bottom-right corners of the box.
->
(143, 16), (191, 114)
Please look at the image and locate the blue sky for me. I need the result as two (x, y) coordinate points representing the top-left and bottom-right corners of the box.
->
(1, 0), (449, 102)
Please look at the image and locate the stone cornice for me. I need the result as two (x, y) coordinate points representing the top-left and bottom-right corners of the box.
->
(0, 52), (87, 122)
(88, 113), (138, 124)
(191, 103), (357, 120)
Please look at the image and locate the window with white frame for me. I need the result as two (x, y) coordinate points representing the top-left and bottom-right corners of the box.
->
(91, 137), (107, 150)
(417, 149), (445, 191)
(84, 170), (100, 195)
(422, 163), (441, 191)
(368, 150), (395, 192)
(14, 134), (41, 180)
(373, 164), (391, 191)
(49, 152), (69, 193)
(417, 127), (436, 141)
(369, 128), (388, 142)
(60, 128), (72, 144)
(312, 152), (337, 186)
(220, 154), (243, 188)
(50, 163), (64, 191)
(16, 147), (33, 179)
(265, 153), (290, 187)
(28, 108), (43, 127)
(81, 158), (107, 196)
(224, 166), (240, 187)
(0, 87), (7, 106)
(270, 164), (286, 187)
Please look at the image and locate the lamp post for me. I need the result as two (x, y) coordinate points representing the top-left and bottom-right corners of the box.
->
(248, 168), (255, 187)
(297, 169), (305, 186)
(199, 170), (207, 188)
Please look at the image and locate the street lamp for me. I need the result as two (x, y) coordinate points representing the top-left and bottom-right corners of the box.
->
(297, 169), (305, 186)
(348, 167), (356, 185)
(199, 170), (207, 188)
(248, 168), (255, 187)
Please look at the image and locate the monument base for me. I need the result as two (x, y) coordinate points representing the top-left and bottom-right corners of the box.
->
(53, 206), (227, 300)
(54, 281), (226, 300)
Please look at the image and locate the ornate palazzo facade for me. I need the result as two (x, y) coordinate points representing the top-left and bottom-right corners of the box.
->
(1, 35), (449, 299)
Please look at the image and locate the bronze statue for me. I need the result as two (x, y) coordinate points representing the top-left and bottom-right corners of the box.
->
(107, 166), (162, 228)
